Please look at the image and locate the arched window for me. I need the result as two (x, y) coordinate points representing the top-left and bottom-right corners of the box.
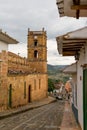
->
(34, 40), (38, 46)
(34, 50), (38, 58)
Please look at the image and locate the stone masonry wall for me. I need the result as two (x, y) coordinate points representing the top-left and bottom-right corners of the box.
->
(7, 74), (48, 108)
(29, 61), (47, 73)
(0, 51), (8, 110)
(8, 52), (32, 74)
(0, 51), (48, 111)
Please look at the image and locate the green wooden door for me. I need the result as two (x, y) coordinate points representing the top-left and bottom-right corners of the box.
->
(8, 84), (12, 108)
(83, 69), (87, 130)
(28, 85), (31, 102)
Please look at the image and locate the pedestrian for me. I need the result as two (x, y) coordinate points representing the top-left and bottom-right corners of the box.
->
(65, 81), (71, 101)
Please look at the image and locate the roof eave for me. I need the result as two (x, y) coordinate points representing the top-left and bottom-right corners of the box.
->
(56, 0), (87, 18)
(0, 32), (19, 44)
(56, 36), (87, 56)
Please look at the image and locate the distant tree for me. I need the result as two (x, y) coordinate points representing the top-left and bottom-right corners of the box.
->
(48, 78), (55, 92)
(63, 76), (69, 83)
(55, 79), (61, 83)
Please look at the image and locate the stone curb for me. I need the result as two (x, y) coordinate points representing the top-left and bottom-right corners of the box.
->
(0, 97), (56, 120)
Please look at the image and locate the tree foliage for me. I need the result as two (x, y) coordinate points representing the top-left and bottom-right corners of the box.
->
(48, 78), (55, 92)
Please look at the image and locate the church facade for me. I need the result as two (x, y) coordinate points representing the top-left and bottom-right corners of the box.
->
(0, 28), (48, 110)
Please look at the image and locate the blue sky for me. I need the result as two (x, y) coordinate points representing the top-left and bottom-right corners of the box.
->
(0, 0), (87, 65)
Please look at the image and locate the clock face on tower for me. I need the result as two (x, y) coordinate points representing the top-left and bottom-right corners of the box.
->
(34, 36), (37, 39)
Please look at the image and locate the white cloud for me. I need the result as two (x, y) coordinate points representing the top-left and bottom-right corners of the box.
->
(8, 43), (27, 58)
(1, 0), (87, 65)
(47, 39), (75, 65)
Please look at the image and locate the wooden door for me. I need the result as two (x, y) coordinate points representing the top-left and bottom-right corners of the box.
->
(28, 85), (31, 102)
(8, 84), (12, 108)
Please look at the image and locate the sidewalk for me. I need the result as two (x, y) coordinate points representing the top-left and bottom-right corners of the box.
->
(0, 96), (56, 120)
(60, 101), (81, 130)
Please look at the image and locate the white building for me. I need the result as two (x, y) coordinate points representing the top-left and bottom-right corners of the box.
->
(56, 27), (87, 130)
(63, 63), (78, 121)
(0, 29), (18, 52)
(56, 0), (87, 18)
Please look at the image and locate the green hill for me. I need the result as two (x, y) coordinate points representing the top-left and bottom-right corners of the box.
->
(47, 64), (67, 74)
(47, 64), (69, 82)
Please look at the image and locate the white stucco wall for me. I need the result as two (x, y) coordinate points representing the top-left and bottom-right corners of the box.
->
(66, 27), (87, 39)
(0, 41), (8, 52)
(77, 45), (87, 130)
(72, 74), (77, 107)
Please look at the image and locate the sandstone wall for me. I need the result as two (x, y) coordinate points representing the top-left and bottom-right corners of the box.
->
(0, 50), (48, 111)
(7, 74), (48, 108)
(8, 52), (32, 74)
(29, 61), (47, 73)
(0, 51), (8, 110)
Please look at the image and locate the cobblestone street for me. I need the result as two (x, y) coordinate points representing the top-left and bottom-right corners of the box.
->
(0, 101), (64, 130)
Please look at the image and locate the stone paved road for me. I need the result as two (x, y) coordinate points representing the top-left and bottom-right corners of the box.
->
(0, 101), (65, 130)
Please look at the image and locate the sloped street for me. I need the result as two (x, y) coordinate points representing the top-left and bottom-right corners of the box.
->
(0, 101), (64, 130)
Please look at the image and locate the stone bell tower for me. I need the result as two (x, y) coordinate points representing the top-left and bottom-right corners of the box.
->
(27, 28), (47, 73)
